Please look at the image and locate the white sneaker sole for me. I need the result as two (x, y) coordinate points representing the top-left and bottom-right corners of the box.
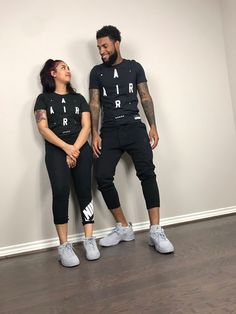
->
(149, 238), (174, 254)
(99, 234), (135, 247)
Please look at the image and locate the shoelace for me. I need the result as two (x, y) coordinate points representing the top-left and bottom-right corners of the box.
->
(63, 243), (74, 254)
(108, 226), (122, 236)
(86, 239), (96, 249)
(65, 242), (72, 248)
(152, 229), (167, 240)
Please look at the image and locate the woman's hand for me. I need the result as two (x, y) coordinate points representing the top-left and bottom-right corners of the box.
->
(63, 144), (80, 161)
(66, 155), (77, 168)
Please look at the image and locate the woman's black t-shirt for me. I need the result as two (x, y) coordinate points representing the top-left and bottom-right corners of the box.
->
(34, 92), (90, 141)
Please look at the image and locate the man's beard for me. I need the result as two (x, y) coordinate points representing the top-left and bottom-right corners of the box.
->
(102, 50), (118, 67)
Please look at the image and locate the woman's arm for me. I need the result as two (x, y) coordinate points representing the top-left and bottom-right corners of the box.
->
(73, 112), (91, 151)
(34, 109), (79, 160)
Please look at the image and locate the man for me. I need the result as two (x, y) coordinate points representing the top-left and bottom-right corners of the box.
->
(89, 25), (174, 253)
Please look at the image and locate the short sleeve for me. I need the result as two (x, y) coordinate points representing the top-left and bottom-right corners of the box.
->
(78, 94), (90, 113)
(133, 61), (147, 84)
(34, 94), (46, 112)
(89, 66), (100, 89)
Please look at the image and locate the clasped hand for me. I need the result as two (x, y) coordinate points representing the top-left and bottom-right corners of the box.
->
(64, 144), (80, 168)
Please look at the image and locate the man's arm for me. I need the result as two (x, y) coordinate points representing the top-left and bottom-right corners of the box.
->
(89, 88), (102, 157)
(137, 82), (159, 149)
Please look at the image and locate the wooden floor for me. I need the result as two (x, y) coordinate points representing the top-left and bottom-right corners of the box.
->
(1, 215), (236, 314)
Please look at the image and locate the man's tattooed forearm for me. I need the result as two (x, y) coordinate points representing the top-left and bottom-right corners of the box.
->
(89, 89), (100, 133)
(138, 82), (156, 127)
(90, 107), (100, 133)
(142, 99), (156, 127)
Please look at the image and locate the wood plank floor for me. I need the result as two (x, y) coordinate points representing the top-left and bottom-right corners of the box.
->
(1, 215), (236, 314)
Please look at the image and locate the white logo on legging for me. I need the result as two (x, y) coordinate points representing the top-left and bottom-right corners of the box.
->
(83, 202), (94, 221)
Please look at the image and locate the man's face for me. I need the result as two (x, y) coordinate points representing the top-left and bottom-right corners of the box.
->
(97, 36), (119, 66)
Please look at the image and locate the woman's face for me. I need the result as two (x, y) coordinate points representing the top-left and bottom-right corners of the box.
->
(51, 61), (71, 84)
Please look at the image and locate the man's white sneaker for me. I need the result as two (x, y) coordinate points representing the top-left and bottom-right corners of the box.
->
(149, 225), (174, 254)
(58, 242), (80, 267)
(83, 237), (101, 260)
(99, 223), (135, 247)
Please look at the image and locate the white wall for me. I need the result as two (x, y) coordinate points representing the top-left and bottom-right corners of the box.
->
(221, 0), (236, 125)
(1, 0), (236, 250)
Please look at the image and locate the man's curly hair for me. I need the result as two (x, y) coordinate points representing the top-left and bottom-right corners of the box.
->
(96, 25), (121, 42)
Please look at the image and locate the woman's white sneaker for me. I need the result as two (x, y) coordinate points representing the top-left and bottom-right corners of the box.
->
(83, 237), (101, 260)
(58, 242), (80, 267)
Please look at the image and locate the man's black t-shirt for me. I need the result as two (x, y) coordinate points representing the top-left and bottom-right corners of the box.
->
(34, 92), (90, 140)
(89, 59), (147, 128)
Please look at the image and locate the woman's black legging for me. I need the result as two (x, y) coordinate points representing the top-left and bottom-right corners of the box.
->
(45, 141), (94, 225)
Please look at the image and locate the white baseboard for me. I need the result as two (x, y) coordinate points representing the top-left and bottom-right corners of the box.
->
(1, 206), (235, 258)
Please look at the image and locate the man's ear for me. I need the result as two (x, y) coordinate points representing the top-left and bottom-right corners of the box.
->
(115, 40), (120, 50)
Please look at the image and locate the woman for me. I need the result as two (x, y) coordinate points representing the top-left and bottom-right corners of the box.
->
(34, 59), (100, 267)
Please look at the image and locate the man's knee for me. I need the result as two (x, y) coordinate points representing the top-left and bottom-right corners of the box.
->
(96, 178), (115, 193)
(137, 170), (156, 183)
(95, 168), (114, 190)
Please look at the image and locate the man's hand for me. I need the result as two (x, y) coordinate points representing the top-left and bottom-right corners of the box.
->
(149, 126), (159, 149)
(92, 134), (102, 158)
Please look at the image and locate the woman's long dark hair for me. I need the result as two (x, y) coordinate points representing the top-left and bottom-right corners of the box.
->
(40, 59), (75, 93)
